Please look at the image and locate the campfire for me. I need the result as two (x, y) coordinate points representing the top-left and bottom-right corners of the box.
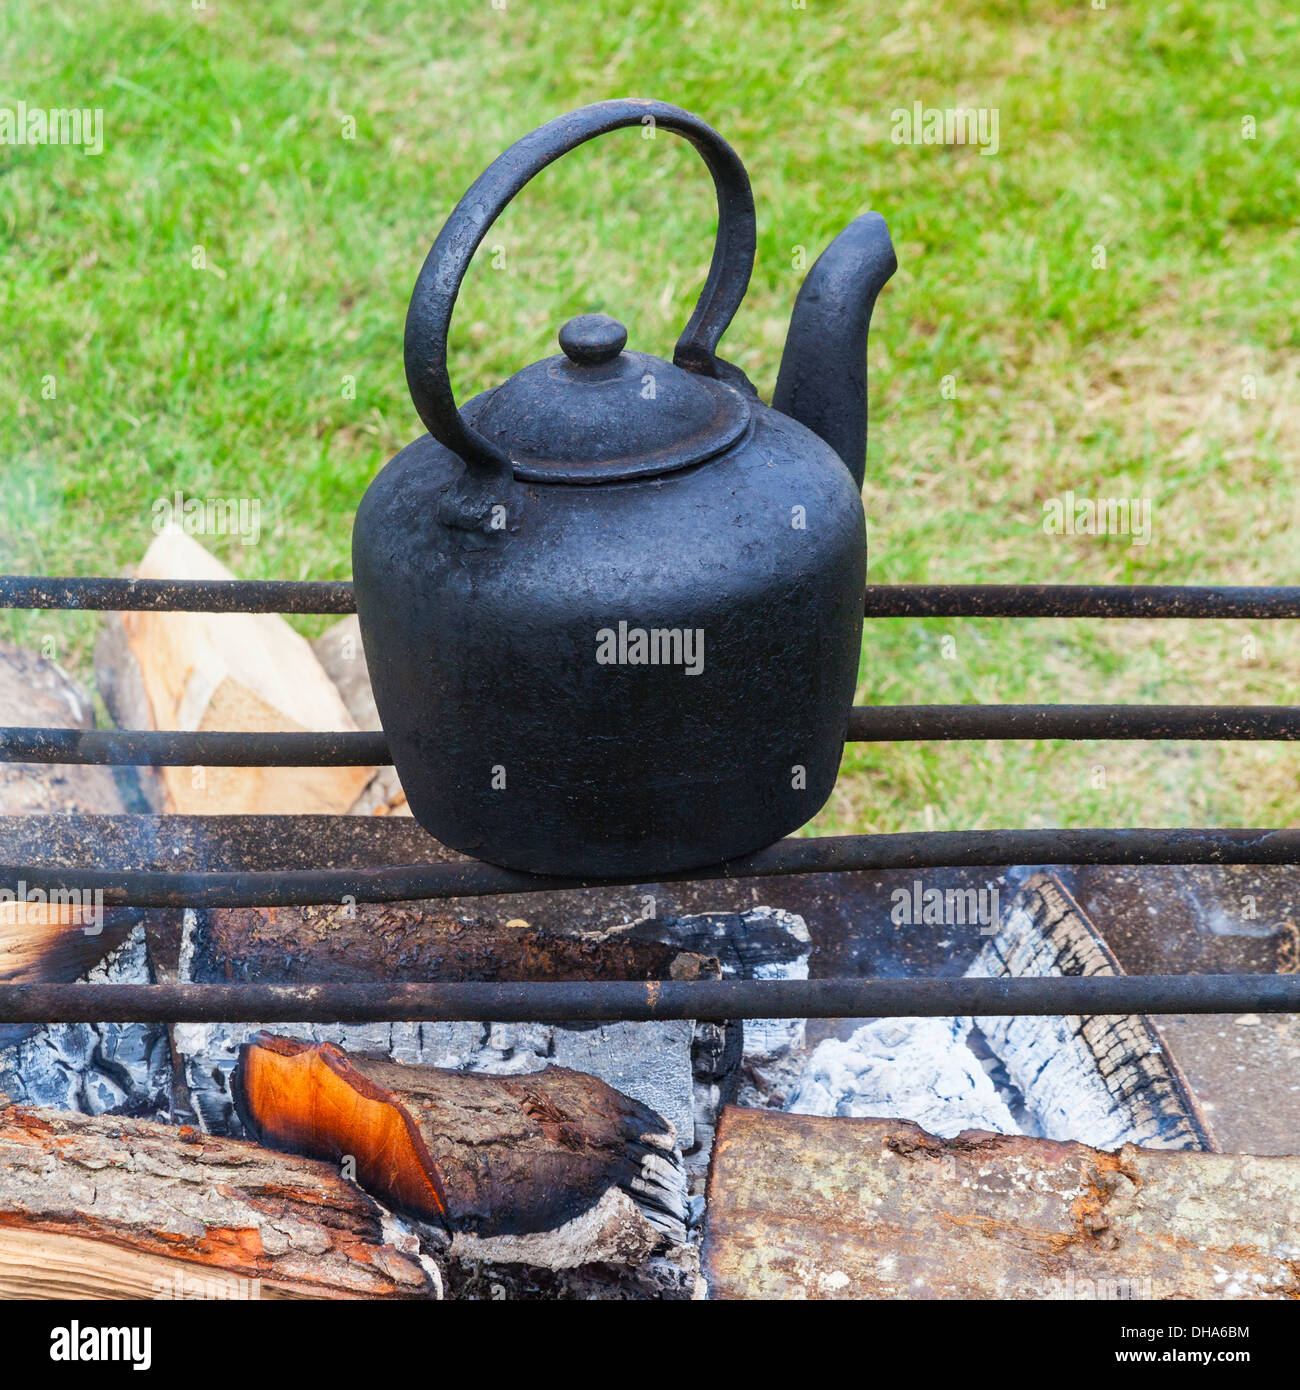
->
(0, 523), (1297, 1299)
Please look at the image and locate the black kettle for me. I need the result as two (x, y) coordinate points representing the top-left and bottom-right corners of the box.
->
(352, 99), (895, 877)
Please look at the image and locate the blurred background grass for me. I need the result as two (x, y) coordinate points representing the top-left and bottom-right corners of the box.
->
(1, 0), (1296, 833)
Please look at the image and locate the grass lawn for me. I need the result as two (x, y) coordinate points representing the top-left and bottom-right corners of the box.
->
(1, 0), (1297, 835)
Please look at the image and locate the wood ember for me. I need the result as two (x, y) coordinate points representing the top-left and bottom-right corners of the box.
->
(0, 1103), (439, 1299)
(969, 872), (1214, 1149)
(702, 1107), (1300, 1300)
(783, 872), (1213, 1150)
(176, 905), (714, 1147)
(623, 907), (810, 1181)
(112, 528), (373, 815)
(0, 927), (172, 1116)
(234, 1034), (688, 1269)
(1061, 863), (1300, 1156)
(439, 1249), (699, 1301)
(626, 907), (810, 1063)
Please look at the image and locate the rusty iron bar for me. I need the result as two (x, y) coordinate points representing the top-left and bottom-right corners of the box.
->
(861, 584), (1300, 619)
(4, 705), (1299, 766)
(0, 828), (1296, 908)
(846, 705), (1300, 741)
(0, 575), (355, 614)
(4, 576), (1300, 619)
(0, 974), (1297, 1023)
(0, 727), (390, 765)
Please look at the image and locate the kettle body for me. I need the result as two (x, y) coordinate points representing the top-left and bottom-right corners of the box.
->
(352, 99), (894, 877)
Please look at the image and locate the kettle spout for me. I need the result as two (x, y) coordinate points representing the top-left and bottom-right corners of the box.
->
(773, 212), (896, 491)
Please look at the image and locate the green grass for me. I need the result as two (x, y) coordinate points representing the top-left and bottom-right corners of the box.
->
(1, 0), (1297, 833)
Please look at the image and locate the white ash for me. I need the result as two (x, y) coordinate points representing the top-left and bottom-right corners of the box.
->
(785, 877), (1210, 1150)
(629, 907), (810, 1063)
(438, 1245), (700, 1300)
(626, 908), (811, 1150)
(0, 926), (172, 1117)
(965, 885), (1210, 1150)
(788, 1015), (1020, 1137)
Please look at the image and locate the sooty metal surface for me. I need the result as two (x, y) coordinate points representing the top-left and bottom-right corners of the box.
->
(6, 575), (1299, 619)
(3, 704), (1297, 767)
(3, 974), (1299, 1024)
(0, 816), (1297, 908)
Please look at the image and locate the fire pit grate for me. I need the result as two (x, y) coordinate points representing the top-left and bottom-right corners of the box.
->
(2, 576), (1298, 1024)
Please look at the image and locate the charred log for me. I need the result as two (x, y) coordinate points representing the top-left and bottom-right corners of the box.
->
(233, 1033), (687, 1268)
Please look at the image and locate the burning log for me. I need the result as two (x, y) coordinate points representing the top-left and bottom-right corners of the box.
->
(178, 905), (714, 1146)
(233, 1034), (688, 1268)
(0, 1103), (439, 1299)
(702, 1107), (1300, 1300)
(110, 529), (373, 815)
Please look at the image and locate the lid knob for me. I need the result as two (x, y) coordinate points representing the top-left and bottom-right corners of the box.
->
(558, 313), (628, 367)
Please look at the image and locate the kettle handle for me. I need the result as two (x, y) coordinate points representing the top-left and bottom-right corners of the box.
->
(404, 99), (757, 483)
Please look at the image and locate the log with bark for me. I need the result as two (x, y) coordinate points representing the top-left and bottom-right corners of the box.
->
(0, 1103), (439, 1299)
(233, 1033), (688, 1269)
(702, 1106), (1300, 1300)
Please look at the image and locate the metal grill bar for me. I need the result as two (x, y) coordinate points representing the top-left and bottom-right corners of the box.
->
(0, 728), (390, 766)
(0, 974), (1296, 1024)
(846, 705), (1300, 741)
(0, 575), (355, 614)
(4, 705), (1298, 766)
(4, 576), (1299, 619)
(2, 828), (1295, 908)
(861, 584), (1300, 619)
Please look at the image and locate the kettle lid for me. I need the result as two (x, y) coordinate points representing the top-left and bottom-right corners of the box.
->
(462, 314), (751, 484)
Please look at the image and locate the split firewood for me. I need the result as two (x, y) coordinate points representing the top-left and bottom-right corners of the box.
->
(234, 1034), (688, 1269)
(703, 1107), (1300, 1300)
(110, 528), (372, 814)
(0, 1103), (439, 1299)
(312, 614), (409, 816)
